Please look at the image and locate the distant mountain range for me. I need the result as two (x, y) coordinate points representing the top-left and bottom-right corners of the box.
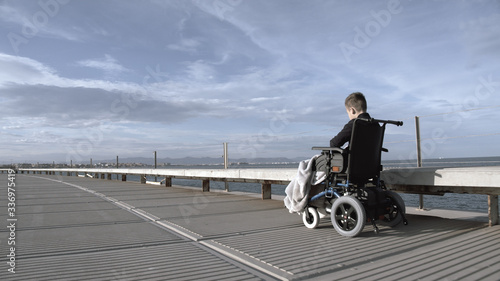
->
(92, 156), (308, 166)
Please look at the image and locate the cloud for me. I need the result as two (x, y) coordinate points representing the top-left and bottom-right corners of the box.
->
(1, 84), (215, 127)
(76, 54), (129, 75)
(0, 53), (59, 86)
(1, 1), (499, 162)
(166, 37), (202, 53)
(0, 0), (80, 45)
(459, 12), (500, 66)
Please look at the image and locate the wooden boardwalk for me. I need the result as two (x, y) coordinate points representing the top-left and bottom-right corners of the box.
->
(1, 174), (499, 280)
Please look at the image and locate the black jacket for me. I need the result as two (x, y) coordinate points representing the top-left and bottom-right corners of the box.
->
(330, 112), (371, 148)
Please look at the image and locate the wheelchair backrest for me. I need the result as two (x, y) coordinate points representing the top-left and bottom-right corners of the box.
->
(347, 118), (385, 184)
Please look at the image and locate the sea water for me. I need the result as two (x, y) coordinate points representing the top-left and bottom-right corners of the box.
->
(126, 156), (500, 213)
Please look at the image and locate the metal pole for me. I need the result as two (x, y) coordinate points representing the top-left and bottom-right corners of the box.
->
(223, 143), (228, 169)
(154, 151), (157, 182)
(415, 116), (422, 168)
(116, 156), (119, 180)
(223, 142), (229, 191)
(415, 116), (424, 210)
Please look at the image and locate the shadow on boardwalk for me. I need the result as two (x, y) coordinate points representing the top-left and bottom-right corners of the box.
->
(1, 174), (498, 281)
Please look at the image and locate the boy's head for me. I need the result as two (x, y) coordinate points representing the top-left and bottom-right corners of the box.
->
(345, 92), (367, 120)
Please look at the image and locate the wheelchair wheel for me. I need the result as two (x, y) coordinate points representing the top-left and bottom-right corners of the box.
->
(302, 207), (320, 229)
(331, 196), (366, 237)
(379, 191), (406, 227)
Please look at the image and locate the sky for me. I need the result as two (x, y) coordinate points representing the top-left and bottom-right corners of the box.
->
(0, 0), (499, 164)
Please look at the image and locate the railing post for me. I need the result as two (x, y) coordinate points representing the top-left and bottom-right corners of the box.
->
(223, 142), (229, 192)
(122, 174), (127, 181)
(154, 151), (157, 182)
(116, 156), (119, 180)
(140, 175), (146, 184)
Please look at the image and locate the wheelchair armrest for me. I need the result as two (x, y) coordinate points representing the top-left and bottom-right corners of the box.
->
(312, 146), (344, 153)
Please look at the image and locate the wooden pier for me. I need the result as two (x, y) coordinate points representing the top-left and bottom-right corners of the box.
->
(1, 173), (499, 280)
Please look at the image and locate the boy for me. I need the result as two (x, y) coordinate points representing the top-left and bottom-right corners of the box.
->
(330, 92), (371, 148)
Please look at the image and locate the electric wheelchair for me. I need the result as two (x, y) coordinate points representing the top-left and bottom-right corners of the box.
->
(302, 118), (408, 237)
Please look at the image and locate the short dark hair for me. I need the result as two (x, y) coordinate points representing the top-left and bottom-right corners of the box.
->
(345, 92), (367, 112)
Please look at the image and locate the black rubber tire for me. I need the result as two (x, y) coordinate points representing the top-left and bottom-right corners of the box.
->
(379, 190), (406, 227)
(331, 196), (366, 237)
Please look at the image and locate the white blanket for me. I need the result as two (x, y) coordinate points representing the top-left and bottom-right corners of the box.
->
(284, 155), (326, 213)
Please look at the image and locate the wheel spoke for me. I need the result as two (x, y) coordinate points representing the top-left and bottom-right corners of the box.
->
(341, 219), (349, 230)
(339, 204), (346, 214)
(345, 205), (354, 216)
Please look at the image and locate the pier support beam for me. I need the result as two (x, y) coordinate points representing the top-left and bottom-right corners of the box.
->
(165, 177), (172, 187)
(262, 183), (271, 200)
(107, 173), (112, 180)
(202, 179), (210, 192)
(488, 195), (499, 226)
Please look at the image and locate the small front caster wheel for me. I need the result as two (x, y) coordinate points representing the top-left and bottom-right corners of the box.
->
(302, 207), (320, 229)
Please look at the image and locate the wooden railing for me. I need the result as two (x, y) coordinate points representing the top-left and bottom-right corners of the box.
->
(15, 168), (296, 200)
(14, 166), (500, 226)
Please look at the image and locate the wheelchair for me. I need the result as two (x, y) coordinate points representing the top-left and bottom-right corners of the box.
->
(302, 118), (408, 237)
